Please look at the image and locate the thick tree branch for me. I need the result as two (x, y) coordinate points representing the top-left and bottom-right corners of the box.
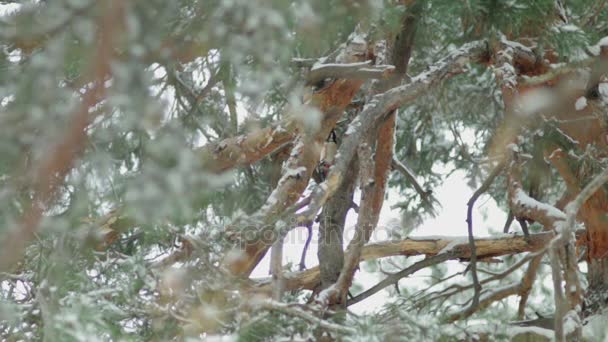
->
(316, 158), (358, 289)
(250, 230), (585, 293)
(563, 167), (608, 231)
(551, 167), (608, 340)
(270, 237), (285, 301)
(328, 112), (396, 305)
(319, 6), (419, 304)
(321, 141), (375, 305)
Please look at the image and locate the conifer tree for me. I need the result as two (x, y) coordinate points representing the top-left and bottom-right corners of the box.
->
(1, 1), (608, 340)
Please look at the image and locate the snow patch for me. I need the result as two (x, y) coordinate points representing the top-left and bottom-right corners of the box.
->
(224, 248), (247, 266)
(506, 143), (519, 152)
(559, 24), (581, 32)
(284, 166), (306, 178)
(438, 237), (467, 254)
(599, 83), (608, 99)
(500, 36), (534, 54)
(514, 189), (567, 221)
(291, 103), (322, 134)
(584, 311), (608, 341)
(345, 117), (362, 135)
(311, 61), (371, 71)
(516, 88), (555, 115)
(563, 310), (581, 336)
(316, 284), (337, 306)
(575, 96), (587, 111)
(509, 326), (553, 339)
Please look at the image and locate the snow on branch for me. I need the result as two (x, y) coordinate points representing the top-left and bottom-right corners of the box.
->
(507, 154), (567, 230)
(306, 61), (395, 85)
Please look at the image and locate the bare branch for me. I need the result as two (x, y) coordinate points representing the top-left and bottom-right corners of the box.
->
(444, 282), (521, 323)
(549, 245), (566, 341)
(517, 254), (544, 319)
(465, 162), (505, 309)
(416, 250), (545, 312)
(391, 157), (438, 214)
(444, 249), (548, 323)
(348, 253), (453, 306)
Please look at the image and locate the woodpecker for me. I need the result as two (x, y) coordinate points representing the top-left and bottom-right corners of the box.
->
(312, 130), (337, 183)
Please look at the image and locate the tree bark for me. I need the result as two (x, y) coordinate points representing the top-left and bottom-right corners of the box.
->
(317, 158), (357, 290)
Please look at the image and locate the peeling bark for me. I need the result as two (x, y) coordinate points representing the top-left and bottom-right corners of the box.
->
(197, 124), (297, 174)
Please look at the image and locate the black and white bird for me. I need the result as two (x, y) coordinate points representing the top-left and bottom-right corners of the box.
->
(313, 130), (337, 183)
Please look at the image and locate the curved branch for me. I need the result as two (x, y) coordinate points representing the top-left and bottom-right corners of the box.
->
(465, 162), (505, 308)
(348, 253), (452, 306)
